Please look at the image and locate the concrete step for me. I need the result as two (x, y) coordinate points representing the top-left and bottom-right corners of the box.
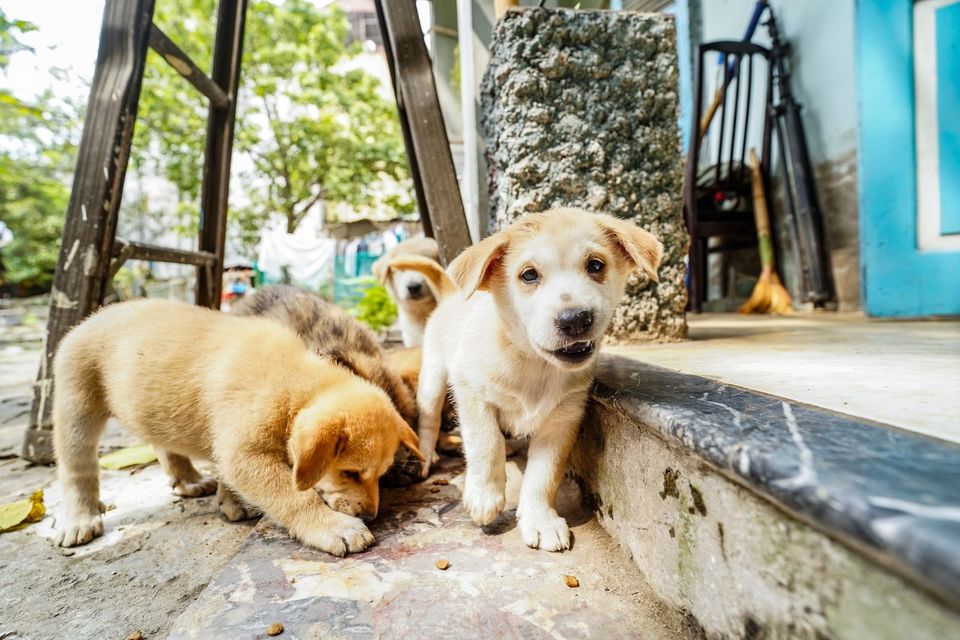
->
(169, 456), (692, 639)
(570, 354), (960, 639)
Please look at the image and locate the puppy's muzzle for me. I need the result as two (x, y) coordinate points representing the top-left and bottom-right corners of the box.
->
(555, 308), (594, 338)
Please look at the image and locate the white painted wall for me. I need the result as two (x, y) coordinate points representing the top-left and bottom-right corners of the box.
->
(698, 0), (857, 166)
(696, 0), (861, 308)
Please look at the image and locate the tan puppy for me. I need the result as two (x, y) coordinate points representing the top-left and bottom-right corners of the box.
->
(52, 299), (423, 556)
(372, 237), (442, 347)
(232, 285), (417, 426)
(396, 208), (661, 551)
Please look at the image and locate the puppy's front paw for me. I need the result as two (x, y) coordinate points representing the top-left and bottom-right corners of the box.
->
(417, 449), (440, 479)
(463, 482), (505, 526)
(519, 511), (570, 552)
(55, 513), (104, 548)
(173, 476), (218, 497)
(299, 512), (375, 557)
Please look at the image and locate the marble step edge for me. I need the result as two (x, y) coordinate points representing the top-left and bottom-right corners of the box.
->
(588, 354), (960, 613)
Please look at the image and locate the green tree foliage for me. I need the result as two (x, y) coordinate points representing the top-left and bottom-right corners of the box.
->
(130, 0), (215, 238)
(0, 10), (80, 287)
(1, 1), (412, 287)
(134, 0), (413, 253)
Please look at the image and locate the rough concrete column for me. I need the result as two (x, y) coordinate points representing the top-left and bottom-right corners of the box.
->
(481, 8), (687, 341)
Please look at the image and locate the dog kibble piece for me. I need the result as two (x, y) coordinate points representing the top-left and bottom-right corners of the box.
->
(563, 575), (580, 588)
(430, 487), (441, 493)
(435, 559), (450, 570)
(126, 631), (143, 640)
(266, 622), (284, 636)
(432, 478), (449, 486)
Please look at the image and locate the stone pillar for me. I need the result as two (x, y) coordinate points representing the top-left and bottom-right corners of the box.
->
(481, 8), (687, 341)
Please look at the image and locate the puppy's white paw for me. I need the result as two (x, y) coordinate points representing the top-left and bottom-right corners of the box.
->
(463, 482), (505, 526)
(299, 512), (375, 557)
(173, 476), (218, 497)
(55, 513), (104, 548)
(519, 511), (571, 552)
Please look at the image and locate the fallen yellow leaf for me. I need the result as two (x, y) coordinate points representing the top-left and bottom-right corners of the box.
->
(0, 489), (46, 533)
(99, 444), (157, 470)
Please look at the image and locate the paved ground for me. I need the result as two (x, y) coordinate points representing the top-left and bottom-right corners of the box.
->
(610, 313), (960, 444)
(169, 456), (689, 640)
(0, 300), (688, 639)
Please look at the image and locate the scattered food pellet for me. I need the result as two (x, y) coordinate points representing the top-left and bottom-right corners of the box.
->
(61, 549), (75, 557)
(563, 574), (580, 588)
(126, 631), (143, 640)
(435, 559), (450, 570)
(266, 622), (284, 636)
(429, 487), (441, 493)
(432, 478), (449, 486)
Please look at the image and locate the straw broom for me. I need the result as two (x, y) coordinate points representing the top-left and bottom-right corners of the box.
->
(740, 148), (793, 314)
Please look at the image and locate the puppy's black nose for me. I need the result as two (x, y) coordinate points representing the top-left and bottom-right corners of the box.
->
(359, 507), (377, 522)
(406, 282), (423, 296)
(556, 308), (594, 337)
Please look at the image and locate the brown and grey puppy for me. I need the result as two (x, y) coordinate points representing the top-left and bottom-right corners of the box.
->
(232, 285), (417, 427)
(52, 299), (423, 556)
(372, 237), (442, 347)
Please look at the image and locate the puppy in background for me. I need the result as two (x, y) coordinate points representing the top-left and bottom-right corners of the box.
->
(52, 299), (422, 556)
(394, 208), (662, 552)
(232, 285), (416, 426)
(372, 236), (442, 347)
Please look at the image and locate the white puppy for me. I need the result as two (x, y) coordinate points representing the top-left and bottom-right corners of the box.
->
(394, 208), (662, 551)
(372, 237), (442, 347)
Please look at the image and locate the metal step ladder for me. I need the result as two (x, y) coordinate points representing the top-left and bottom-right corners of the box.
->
(22, 0), (471, 463)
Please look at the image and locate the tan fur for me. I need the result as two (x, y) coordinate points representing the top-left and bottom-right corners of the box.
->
(52, 299), (422, 556)
(416, 208), (661, 552)
(232, 285), (417, 426)
(371, 237), (443, 347)
(383, 346), (424, 398)
(385, 255), (458, 299)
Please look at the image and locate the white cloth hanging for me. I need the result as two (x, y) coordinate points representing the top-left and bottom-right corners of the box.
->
(257, 229), (336, 291)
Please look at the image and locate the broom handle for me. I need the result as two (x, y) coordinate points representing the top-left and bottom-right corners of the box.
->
(748, 148), (776, 270)
(699, 87), (725, 139)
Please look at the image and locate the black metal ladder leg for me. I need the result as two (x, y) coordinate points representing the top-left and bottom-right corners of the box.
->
(22, 0), (157, 463)
(197, 0), (248, 309)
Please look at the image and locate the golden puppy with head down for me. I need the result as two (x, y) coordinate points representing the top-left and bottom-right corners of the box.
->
(52, 299), (422, 556)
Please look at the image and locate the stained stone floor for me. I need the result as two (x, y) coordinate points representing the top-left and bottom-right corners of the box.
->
(168, 455), (690, 640)
(610, 312), (960, 444)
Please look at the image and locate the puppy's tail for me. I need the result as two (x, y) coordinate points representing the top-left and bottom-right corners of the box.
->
(385, 255), (458, 301)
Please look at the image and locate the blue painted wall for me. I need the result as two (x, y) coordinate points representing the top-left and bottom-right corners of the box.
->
(936, 3), (960, 236)
(857, 0), (960, 316)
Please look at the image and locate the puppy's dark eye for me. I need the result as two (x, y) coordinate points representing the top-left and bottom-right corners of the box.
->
(520, 267), (540, 283)
(587, 258), (605, 274)
(342, 470), (361, 481)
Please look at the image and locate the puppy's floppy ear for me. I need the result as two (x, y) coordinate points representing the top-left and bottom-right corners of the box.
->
(597, 215), (664, 282)
(396, 419), (426, 462)
(289, 409), (348, 491)
(447, 231), (510, 298)
(371, 256), (390, 285)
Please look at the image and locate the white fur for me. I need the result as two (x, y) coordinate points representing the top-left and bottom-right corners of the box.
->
(416, 209), (661, 552)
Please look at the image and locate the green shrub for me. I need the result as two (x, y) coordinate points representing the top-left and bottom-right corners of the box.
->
(352, 283), (397, 332)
